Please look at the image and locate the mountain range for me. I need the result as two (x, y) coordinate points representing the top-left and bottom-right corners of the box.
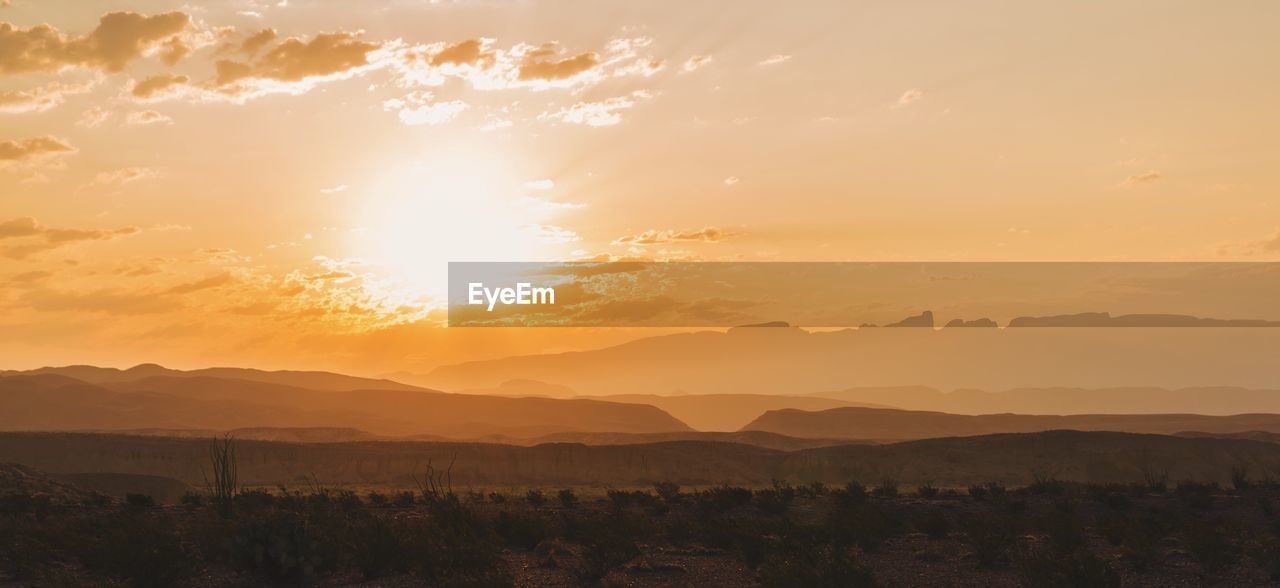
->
(742, 406), (1280, 441)
(421, 321), (1280, 399)
(0, 368), (690, 438)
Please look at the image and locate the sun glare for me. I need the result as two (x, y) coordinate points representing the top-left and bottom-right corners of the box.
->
(350, 153), (575, 304)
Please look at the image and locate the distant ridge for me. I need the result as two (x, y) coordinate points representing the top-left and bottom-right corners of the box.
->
(742, 406), (1280, 440)
(1, 364), (423, 392)
(1007, 312), (1280, 327)
(0, 371), (693, 438)
(5, 430), (1279, 488)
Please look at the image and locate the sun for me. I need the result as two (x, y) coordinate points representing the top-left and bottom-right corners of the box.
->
(348, 152), (577, 305)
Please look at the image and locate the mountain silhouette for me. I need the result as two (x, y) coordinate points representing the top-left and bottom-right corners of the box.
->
(1, 364), (423, 391)
(422, 324), (1280, 400)
(742, 406), (1280, 440)
(0, 372), (691, 438)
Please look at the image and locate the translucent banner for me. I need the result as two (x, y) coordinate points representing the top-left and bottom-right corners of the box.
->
(447, 262), (1280, 327)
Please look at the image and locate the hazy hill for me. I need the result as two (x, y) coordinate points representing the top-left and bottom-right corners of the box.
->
(1007, 312), (1280, 327)
(1175, 430), (1280, 444)
(742, 406), (1280, 440)
(459, 379), (578, 398)
(478, 430), (860, 451)
(1, 363), (422, 392)
(2, 430), (1277, 489)
(421, 324), (1280, 401)
(574, 393), (892, 431)
(815, 386), (1280, 415)
(0, 373), (692, 438)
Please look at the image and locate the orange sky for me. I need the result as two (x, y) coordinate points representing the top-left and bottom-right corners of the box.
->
(2, 0), (1279, 373)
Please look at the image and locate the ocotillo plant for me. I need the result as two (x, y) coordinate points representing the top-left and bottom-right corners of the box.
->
(205, 434), (238, 517)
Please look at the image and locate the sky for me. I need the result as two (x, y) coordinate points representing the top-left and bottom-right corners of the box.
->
(2, 0), (1279, 373)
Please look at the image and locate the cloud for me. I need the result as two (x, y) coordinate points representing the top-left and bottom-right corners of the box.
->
(319, 184), (348, 194)
(723, 176), (739, 186)
(382, 92), (467, 125)
(83, 166), (157, 188)
(430, 38), (495, 67)
(21, 287), (182, 315)
(6, 270), (54, 286)
(524, 179), (554, 190)
(542, 90), (651, 127)
(158, 35), (190, 66)
(77, 106), (110, 127)
(391, 35), (658, 92)
(0, 11), (191, 75)
(130, 74), (189, 99)
(0, 216), (139, 259)
(211, 31), (385, 100)
(0, 81), (94, 113)
(612, 226), (741, 246)
(894, 88), (923, 108)
(1121, 171), (1162, 187)
(0, 136), (75, 167)
(125, 110), (172, 125)
(516, 195), (584, 214)
(238, 28), (277, 55)
(164, 272), (235, 294)
(527, 224), (580, 243)
(682, 55), (712, 72)
(518, 43), (598, 81)
(758, 54), (791, 66)
(0, 217), (41, 238)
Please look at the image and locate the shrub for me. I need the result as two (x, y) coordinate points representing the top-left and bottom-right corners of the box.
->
(1232, 464), (1252, 491)
(557, 488), (578, 508)
(235, 488), (276, 512)
(348, 515), (410, 579)
(654, 480), (681, 503)
(968, 482), (1006, 501)
(180, 491), (204, 509)
(826, 503), (902, 551)
(495, 510), (549, 549)
(75, 512), (197, 587)
(394, 490), (416, 507)
(834, 481), (868, 507)
(227, 510), (329, 582)
(607, 489), (659, 511)
(125, 493), (156, 509)
(365, 490), (387, 507)
(695, 484), (753, 513)
(1027, 473), (1066, 495)
(755, 480), (797, 515)
(872, 478), (898, 498)
(525, 489), (546, 507)
(563, 511), (643, 580)
(916, 483), (939, 499)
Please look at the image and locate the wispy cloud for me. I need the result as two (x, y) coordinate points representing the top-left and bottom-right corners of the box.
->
(894, 88), (923, 108)
(1120, 171), (1162, 187)
(541, 90), (652, 127)
(613, 226), (741, 246)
